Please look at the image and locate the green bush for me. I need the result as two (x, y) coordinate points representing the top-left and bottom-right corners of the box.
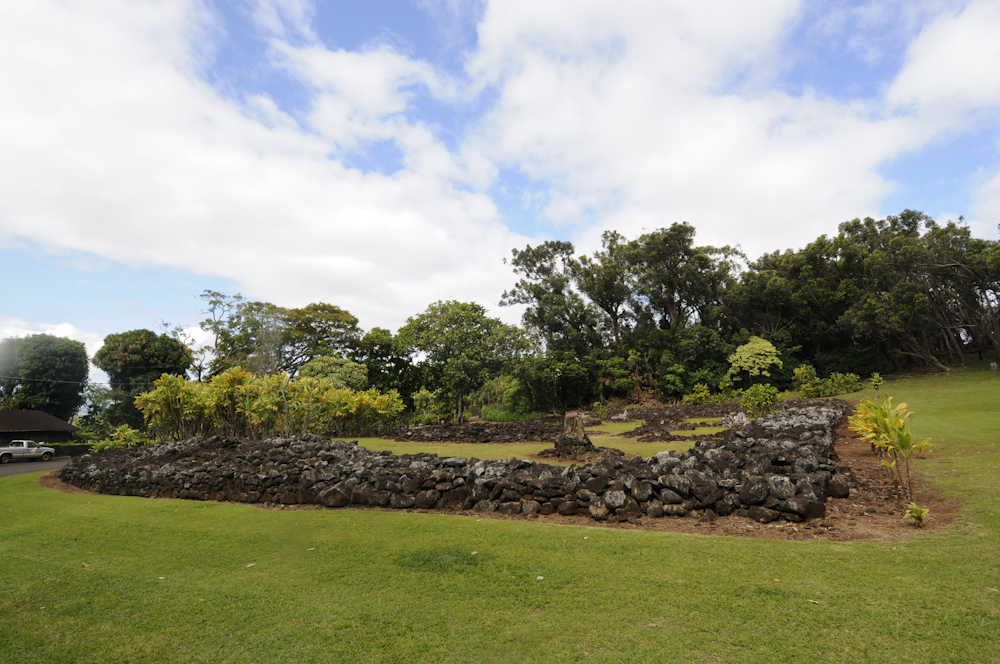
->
(90, 425), (154, 452)
(727, 337), (783, 387)
(411, 387), (452, 425)
(740, 383), (780, 419)
(682, 383), (713, 405)
(135, 368), (405, 440)
(49, 443), (92, 457)
(793, 364), (863, 397)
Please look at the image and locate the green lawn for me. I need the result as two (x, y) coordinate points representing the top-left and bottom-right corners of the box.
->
(2, 369), (999, 663)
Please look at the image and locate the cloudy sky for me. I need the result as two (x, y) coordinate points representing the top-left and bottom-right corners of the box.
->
(3, 0), (1000, 367)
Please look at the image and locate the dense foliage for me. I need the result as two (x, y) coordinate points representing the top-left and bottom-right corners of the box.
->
(493, 211), (1000, 411)
(199, 291), (360, 376)
(135, 368), (404, 440)
(398, 301), (530, 422)
(0, 334), (89, 421)
(91, 329), (192, 429)
(62, 208), (1000, 429)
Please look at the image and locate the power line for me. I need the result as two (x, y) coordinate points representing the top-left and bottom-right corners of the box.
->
(0, 374), (174, 388)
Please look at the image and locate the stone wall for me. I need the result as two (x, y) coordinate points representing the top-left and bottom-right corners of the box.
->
(59, 402), (849, 524)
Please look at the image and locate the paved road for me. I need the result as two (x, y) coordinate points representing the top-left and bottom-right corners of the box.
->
(0, 458), (70, 478)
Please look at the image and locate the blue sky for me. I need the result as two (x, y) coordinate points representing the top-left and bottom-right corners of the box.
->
(2, 0), (1000, 368)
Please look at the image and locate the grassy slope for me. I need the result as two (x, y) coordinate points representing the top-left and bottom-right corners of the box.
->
(1, 371), (999, 663)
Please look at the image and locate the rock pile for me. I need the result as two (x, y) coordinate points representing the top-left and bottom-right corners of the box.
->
(538, 411), (597, 459)
(389, 419), (561, 443)
(59, 402), (850, 524)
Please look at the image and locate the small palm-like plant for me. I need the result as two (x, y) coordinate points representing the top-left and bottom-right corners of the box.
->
(870, 372), (883, 392)
(905, 502), (929, 528)
(849, 395), (932, 500)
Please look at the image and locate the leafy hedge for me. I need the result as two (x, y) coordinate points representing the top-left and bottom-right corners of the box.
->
(792, 365), (863, 398)
(135, 368), (404, 441)
(49, 443), (93, 457)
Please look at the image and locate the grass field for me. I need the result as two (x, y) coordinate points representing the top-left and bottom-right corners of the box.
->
(2, 369), (999, 662)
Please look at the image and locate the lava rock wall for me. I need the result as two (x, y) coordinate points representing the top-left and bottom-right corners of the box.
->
(60, 403), (849, 524)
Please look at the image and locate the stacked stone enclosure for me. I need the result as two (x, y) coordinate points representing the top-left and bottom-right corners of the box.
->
(60, 402), (850, 523)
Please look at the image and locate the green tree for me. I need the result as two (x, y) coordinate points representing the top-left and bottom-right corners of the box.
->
(74, 384), (116, 440)
(573, 231), (635, 355)
(0, 334), (88, 421)
(511, 350), (593, 413)
(501, 241), (601, 353)
(398, 301), (530, 422)
(199, 291), (360, 376)
(353, 327), (425, 408)
(727, 336), (783, 386)
(298, 356), (368, 390)
(628, 223), (742, 330)
(92, 329), (192, 429)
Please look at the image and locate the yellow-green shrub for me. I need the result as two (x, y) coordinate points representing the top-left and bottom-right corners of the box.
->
(136, 368), (404, 440)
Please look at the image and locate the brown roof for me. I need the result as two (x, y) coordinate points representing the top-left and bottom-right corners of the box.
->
(0, 410), (79, 433)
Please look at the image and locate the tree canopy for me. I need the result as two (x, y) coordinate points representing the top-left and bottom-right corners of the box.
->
(0, 334), (89, 421)
(84, 208), (1000, 423)
(398, 301), (530, 421)
(199, 291), (360, 376)
(92, 329), (192, 429)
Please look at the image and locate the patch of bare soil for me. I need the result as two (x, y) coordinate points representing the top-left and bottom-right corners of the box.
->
(38, 470), (92, 494)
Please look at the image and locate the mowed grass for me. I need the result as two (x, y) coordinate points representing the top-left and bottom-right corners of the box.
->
(2, 371), (1000, 663)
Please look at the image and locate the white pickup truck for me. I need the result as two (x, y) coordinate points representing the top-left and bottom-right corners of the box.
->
(0, 440), (55, 463)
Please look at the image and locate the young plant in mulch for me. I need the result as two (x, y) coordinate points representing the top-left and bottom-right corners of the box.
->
(905, 502), (929, 528)
(849, 395), (933, 501)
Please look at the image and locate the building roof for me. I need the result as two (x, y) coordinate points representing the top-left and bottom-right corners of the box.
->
(0, 410), (79, 433)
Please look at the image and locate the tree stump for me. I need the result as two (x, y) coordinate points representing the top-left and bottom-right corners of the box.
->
(554, 411), (596, 453)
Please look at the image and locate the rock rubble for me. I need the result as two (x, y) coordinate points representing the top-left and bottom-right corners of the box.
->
(60, 402), (849, 524)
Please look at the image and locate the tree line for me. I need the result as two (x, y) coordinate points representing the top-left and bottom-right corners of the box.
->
(3, 209), (998, 433)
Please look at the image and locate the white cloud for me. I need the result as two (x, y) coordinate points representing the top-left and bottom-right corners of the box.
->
(888, 1), (1000, 111)
(250, 0), (318, 44)
(463, 1), (945, 257)
(1, 0), (998, 346)
(0, 0), (528, 331)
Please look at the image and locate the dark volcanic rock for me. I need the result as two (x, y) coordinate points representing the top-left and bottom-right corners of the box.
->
(59, 402), (848, 524)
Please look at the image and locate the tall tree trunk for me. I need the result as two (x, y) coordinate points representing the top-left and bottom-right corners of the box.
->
(903, 337), (952, 372)
(454, 391), (464, 424)
(985, 296), (1000, 360)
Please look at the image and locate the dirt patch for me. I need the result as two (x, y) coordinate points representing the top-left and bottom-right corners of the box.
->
(38, 470), (93, 494)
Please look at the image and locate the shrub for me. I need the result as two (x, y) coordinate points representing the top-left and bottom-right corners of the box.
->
(792, 364), (821, 397)
(682, 383), (713, 405)
(411, 387), (452, 425)
(870, 372), (883, 392)
(740, 383), (780, 419)
(827, 372), (864, 395)
(905, 502), (928, 527)
(90, 425), (154, 452)
(849, 395), (932, 500)
(727, 337), (783, 386)
(136, 368), (404, 440)
(793, 364), (862, 397)
(49, 443), (92, 458)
